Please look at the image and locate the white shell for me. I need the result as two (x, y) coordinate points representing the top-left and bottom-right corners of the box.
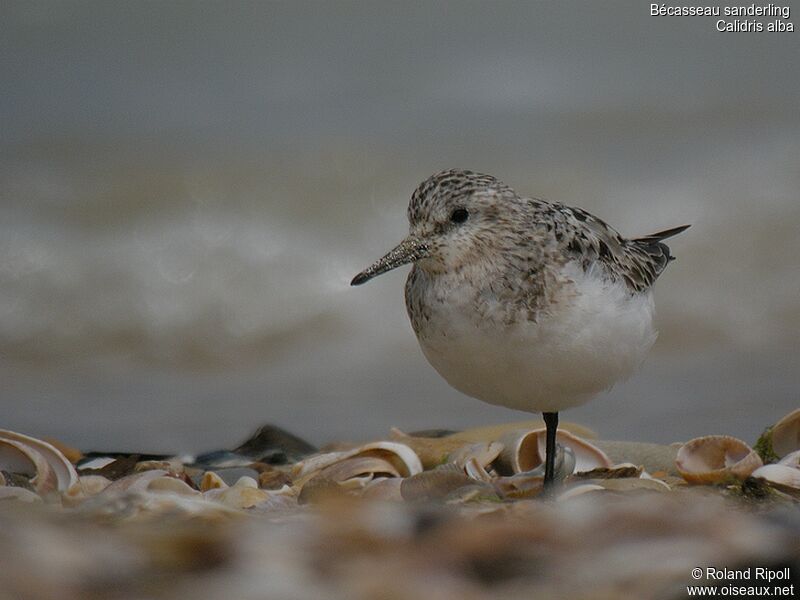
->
(0, 438), (58, 496)
(292, 442), (422, 480)
(675, 436), (762, 484)
(496, 428), (612, 475)
(771, 408), (800, 458)
(778, 450), (800, 468)
(751, 464), (800, 493)
(0, 430), (79, 494)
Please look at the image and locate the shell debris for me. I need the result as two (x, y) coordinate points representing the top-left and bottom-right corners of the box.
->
(0, 410), (798, 598)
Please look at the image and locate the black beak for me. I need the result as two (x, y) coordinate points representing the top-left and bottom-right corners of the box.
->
(351, 237), (429, 286)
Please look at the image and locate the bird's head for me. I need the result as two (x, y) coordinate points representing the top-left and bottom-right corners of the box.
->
(351, 169), (516, 286)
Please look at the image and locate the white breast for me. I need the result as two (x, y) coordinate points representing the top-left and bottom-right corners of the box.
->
(414, 262), (657, 413)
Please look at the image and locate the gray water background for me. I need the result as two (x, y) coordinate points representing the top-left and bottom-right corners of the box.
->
(2, 2), (798, 452)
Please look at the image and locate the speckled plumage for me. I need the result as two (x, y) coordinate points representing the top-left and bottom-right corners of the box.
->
(353, 169), (688, 415)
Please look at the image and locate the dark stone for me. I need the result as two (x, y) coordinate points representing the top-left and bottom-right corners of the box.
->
(192, 450), (254, 469)
(232, 424), (316, 465)
(79, 455), (142, 480)
(407, 428), (461, 439)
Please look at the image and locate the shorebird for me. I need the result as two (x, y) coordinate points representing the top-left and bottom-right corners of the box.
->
(351, 169), (688, 489)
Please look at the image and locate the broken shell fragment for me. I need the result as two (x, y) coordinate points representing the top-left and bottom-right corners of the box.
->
(0, 486), (42, 503)
(204, 476), (272, 509)
(750, 464), (800, 496)
(591, 440), (680, 476)
(147, 477), (201, 496)
(572, 463), (643, 480)
(778, 450), (800, 468)
(361, 477), (403, 501)
(558, 483), (606, 500)
(292, 441), (422, 484)
(771, 408), (800, 458)
(62, 475), (113, 506)
(400, 467), (474, 502)
(0, 430), (79, 494)
(389, 429), (473, 469)
(0, 438), (58, 497)
(495, 429), (611, 475)
(200, 471), (228, 492)
(675, 436), (763, 484)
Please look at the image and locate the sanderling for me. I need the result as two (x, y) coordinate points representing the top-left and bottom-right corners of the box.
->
(352, 169), (689, 490)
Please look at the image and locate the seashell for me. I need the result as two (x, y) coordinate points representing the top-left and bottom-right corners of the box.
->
(493, 472), (544, 499)
(62, 475), (113, 506)
(204, 476), (271, 509)
(200, 471), (229, 491)
(147, 477), (200, 496)
(495, 429), (611, 475)
(443, 482), (501, 504)
(78, 456), (118, 470)
(778, 450), (800, 468)
(579, 477), (672, 492)
(571, 463), (643, 480)
(0, 438), (58, 496)
(448, 442), (504, 470)
(389, 430), (505, 472)
(292, 441), (422, 481)
(43, 438), (82, 464)
(0, 486), (42, 503)
(317, 455), (403, 482)
(771, 408), (800, 458)
(258, 468), (292, 490)
(135, 460), (184, 476)
(590, 440), (680, 475)
(463, 457), (493, 482)
(750, 464), (800, 496)
(400, 467), (474, 502)
(103, 469), (171, 494)
(361, 477), (403, 501)
(0, 430), (79, 494)
(558, 483), (606, 500)
(675, 436), (763, 484)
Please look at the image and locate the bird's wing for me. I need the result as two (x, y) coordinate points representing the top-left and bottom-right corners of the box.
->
(545, 202), (690, 292)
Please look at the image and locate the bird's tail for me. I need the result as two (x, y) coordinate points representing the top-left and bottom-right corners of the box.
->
(633, 224), (691, 245)
(632, 224), (691, 262)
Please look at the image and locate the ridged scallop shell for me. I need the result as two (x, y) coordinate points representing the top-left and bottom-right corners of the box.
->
(495, 429), (612, 475)
(675, 436), (762, 484)
(771, 408), (800, 458)
(0, 430), (79, 495)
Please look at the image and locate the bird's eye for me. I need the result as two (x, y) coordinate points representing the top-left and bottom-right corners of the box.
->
(450, 208), (469, 224)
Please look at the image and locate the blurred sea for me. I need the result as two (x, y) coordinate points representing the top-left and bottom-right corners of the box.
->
(2, 2), (798, 452)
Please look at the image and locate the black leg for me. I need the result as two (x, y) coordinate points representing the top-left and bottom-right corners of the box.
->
(543, 411), (558, 490)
